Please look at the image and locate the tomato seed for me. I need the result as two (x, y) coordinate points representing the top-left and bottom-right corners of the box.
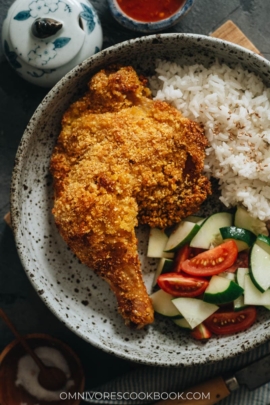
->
(173, 285), (199, 292)
(213, 315), (246, 327)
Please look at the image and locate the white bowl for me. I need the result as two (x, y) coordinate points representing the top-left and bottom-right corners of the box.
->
(10, 33), (270, 366)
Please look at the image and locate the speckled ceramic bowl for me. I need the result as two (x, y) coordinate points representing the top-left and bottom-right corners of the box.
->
(107, 0), (195, 33)
(11, 34), (270, 367)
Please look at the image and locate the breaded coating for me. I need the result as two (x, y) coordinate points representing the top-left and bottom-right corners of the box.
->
(50, 66), (211, 328)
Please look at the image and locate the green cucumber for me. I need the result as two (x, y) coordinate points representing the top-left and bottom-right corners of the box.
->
(147, 228), (174, 258)
(173, 317), (192, 329)
(244, 274), (270, 306)
(234, 268), (249, 310)
(236, 267), (249, 289)
(152, 258), (174, 287)
(172, 297), (218, 329)
(220, 226), (256, 252)
(250, 234), (270, 292)
(234, 205), (268, 236)
(203, 275), (243, 304)
(185, 215), (205, 225)
(234, 295), (246, 311)
(164, 221), (200, 252)
(218, 271), (236, 281)
(150, 289), (182, 318)
(190, 212), (233, 249)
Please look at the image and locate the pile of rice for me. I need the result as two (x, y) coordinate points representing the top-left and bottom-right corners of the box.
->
(149, 60), (270, 221)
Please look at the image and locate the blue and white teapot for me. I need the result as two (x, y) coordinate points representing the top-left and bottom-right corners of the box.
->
(2, 0), (103, 87)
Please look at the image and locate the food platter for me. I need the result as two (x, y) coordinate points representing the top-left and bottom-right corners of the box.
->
(10, 34), (270, 366)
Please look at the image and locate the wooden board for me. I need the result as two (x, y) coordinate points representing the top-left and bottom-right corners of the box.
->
(3, 20), (262, 229)
(211, 20), (261, 55)
(4, 212), (11, 228)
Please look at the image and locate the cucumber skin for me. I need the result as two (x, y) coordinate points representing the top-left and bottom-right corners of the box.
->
(220, 226), (256, 247)
(257, 234), (270, 245)
(249, 270), (267, 293)
(249, 237), (270, 293)
(244, 274), (270, 306)
(164, 223), (200, 252)
(173, 317), (192, 329)
(172, 297), (218, 329)
(234, 206), (269, 236)
(203, 281), (244, 304)
(190, 212), (233, 249)
(152, 258), (174, 287)
(150, 289), (181, 318)
(233, 295), (246, 311)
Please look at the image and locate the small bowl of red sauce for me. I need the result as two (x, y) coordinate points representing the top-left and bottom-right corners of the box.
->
(107, 0), (195, 33)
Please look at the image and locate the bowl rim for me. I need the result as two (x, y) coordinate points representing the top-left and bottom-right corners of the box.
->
(10, 33), (270, 367)
(0, 333), (85, 403)
(107, 0), (195, 32)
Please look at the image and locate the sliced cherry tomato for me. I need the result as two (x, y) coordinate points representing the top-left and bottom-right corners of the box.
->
(172, 244), (191, 273)
(204, 307), (257, 335)
(180, 240), (238, 277)
(157, 273), (209, 297)
(190, 323), (212, 341)
(226, 250), (249, 273)
(189, 247), (206, 258)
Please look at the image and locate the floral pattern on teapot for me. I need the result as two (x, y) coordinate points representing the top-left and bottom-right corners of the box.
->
(14, 0), (72, 20)
(2, 0), (103, 87)
(13, 0), (98, 35)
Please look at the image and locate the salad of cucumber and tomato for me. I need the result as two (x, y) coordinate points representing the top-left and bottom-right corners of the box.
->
(147, 205), (270, 341)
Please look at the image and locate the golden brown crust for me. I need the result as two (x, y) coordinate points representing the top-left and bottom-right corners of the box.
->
(50, 65), (211, 328)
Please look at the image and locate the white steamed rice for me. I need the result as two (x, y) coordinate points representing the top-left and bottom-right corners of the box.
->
(149, 60), (270, 221)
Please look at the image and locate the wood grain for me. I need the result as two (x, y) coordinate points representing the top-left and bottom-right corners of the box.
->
(4, 212), (11, 228)
(211, 20), (261, 55)
(154, 376), (230, 405)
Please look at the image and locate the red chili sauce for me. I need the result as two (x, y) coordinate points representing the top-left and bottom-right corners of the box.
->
(116, 0), (186, 23)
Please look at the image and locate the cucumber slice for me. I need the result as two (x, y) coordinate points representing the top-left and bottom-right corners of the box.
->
(173, 317), (192, 329)
(220, 226), (256, 252)
(147, 228), (174, 258)
(234, 205), (268, 236)
(185, 215), (205, 225)
(219, 271), (236, 281)
(234, 295), (246, 311)
(152, 258), (174, 287)
(250, 235), (270, 292)
(190, 212), (233, 249)
(164, 221), (200, 252)
(236, 268), (249, 289)
(150, 289), (182, 318)
(203, 275), (243, 304)
(244, 274), (270, 306)
(172, 297), (218, 329)
(234, 268), (249, 310)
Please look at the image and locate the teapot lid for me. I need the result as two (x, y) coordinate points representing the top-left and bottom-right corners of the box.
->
(9, 0), (86, 69)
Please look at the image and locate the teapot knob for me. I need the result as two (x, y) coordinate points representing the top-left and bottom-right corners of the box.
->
(31, 18), (63, 39)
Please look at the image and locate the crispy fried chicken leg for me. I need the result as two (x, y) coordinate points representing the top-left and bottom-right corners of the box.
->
(50, 66), (211, 328)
